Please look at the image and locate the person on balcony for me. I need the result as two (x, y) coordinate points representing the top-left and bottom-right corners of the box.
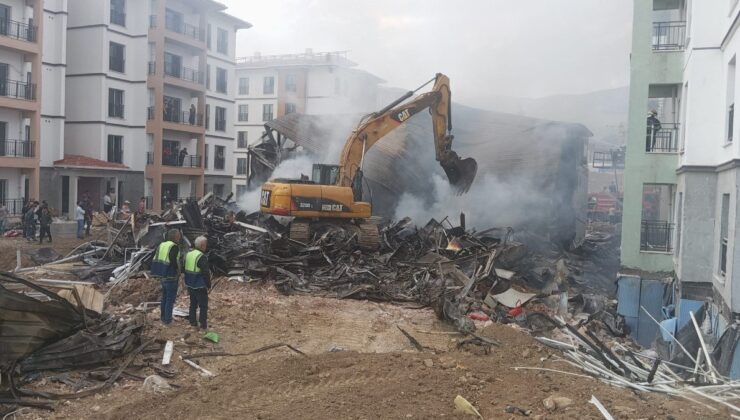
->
(179, 147), (188, 166)
(189, 104), (196, 125)
(646, 110), (662, 152)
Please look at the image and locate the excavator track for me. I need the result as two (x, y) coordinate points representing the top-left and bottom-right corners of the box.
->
(358, 222), (380, 251)
(289, 221), (311, 244)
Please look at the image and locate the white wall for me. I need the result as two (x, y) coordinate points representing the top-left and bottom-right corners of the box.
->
(0, 167), (25, 198)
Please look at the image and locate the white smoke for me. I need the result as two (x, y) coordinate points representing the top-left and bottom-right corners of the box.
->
(393, 173), (551, 231)
(238, 154), (316, 213)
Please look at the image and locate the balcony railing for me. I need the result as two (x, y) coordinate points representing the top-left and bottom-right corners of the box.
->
(646, 122), (679, 153)
(146, 152), (154, 165)
(147, 106), (154, 120)
(0, 19), (37, 42)
(109, 104), (124, 118)
(163, 109), (204, 126)
(164, 18), (204, 41)
(1, 198), (25, 215)
(110, 10), (126, 27)
(0, 80), (35, 100)
(164, 63), (204, 84)
(0, 140), (34, 157)
(652, 21), (686, 51)
(640, 220), (674, 252)
(148, 61), (156, 75)
(163, 153), (201, 168)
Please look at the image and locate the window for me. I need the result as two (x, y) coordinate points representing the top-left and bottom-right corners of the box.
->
(110, 0), (126, 26)
(263, 76), (274, 94)
(675, 192), (683, 256)
(216, 67), (227, 94)
(237, 131), (248, 148)
(728, 57), (736, 143)
(214, 145), (225, 170)
(213, 184), (225, 197)
(236, 184), (247, 199)
(237, 158), (247, 175)
(286, 74), (297, 92)
(108, 88), (124, 118)
(285, 103), (296, 114)
(206, 64), (210, 90)
(239, 77), (249, 95)
(205, 104), (210, 129)
(640, 184), (675, 252)
(217, 28), (228, 54)
(215, 106), (226, 131)
(164, 52), (182, 78)
(109, 42), (125, 73)
(720, 193), (730, 276)
(238, 105), (248, 121)
(263, 104), (274, 121)
(204, 144), (209, 169)
(206, 24), (212, 49)
(165, 8), (183, 33)
(107, 135), (123, 163)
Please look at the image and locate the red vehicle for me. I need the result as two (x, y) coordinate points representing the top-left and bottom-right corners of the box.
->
(588, 192), (622, 223)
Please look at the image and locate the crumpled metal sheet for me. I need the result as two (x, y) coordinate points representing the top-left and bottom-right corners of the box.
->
(0, 272), (85, 370)
(19, 315), (144, 372)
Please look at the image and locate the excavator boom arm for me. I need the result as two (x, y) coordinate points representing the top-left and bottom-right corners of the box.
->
(336, 73), (477, 193)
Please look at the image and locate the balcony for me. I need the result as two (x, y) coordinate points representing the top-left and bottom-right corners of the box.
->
(164, 17), (204, 42)
(162, 153), (202, 168)
(646, 123), (679, 153)
(0, 140), (34, 158)
(0, 80), (35, 100)
(640, 220), (674, 253)
(162, 109), (204, 126)
(1, 198), (24, 215)
(652, 21), (686, 51)
(164, 63), (204, 85)
(0, 19), (37, 43)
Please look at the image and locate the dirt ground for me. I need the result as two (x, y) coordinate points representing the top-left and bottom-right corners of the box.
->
(0, 231), (106, 272)
(8, 279), (726, 420)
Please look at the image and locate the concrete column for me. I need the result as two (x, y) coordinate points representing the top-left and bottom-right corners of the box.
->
(69, 175), (78, 209)
(28, 0), (43, 201)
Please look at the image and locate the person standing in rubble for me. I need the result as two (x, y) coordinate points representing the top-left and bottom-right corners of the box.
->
(74, 201), (85, 239)
(39, 206), (52, 244)
(646, 110), (662, 152)
(151, 229), (182, 326)
(184, 236), (211, 330)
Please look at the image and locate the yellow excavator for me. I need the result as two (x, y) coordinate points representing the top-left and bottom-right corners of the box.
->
(259, 73), (477, 248)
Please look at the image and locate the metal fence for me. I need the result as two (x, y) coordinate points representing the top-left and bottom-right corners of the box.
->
(640, 220), (674, 252)
(163, 109), (203, 126)
(0, 80), (35, 100)
(646, 123), (679, 153)
(164, 63), (203, 84)
(652, 21), (686, 51)
(165, 18), (203, 41)
(163, 154), (201, 168)
(1, 198), (24, 215)
(0, 140), (34, 157)
(0, 19), (36, 42)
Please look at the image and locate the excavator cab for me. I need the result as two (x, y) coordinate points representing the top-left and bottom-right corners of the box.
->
(312, 164), (340, 185)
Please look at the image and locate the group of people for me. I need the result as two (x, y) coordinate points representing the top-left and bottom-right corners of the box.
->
(151, 229), (211, 330)
(21, 200), (53, 244)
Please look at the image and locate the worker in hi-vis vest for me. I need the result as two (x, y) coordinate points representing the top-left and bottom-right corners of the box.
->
(184, 235), (211, 330)
(150, 229), (182, 325)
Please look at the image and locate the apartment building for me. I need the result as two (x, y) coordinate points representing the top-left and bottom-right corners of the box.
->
(52, 0), (247, 213)
(232, 50), (383, 198)
(0, 0), (60, 214)
(624, 0), (740, 374)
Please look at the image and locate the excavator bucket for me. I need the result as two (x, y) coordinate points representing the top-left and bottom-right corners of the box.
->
(441, 154), (478, 194)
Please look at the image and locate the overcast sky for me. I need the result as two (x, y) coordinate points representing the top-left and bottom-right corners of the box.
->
(222, 0), (632, 106)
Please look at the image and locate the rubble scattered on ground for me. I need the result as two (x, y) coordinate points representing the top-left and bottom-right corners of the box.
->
(0, 194), (736, 417)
